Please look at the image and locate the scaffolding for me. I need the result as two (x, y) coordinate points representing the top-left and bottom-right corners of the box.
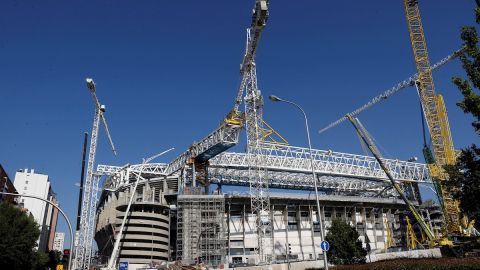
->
(176, 194), (226, 268)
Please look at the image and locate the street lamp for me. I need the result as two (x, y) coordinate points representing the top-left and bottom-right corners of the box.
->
(0, 192), (74, 270)
(269, 95), (329, 270)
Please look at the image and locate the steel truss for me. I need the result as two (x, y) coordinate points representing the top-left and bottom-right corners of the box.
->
(75, 106), (101, 270)
(210, 143), (431, 183)
(165, 121), (242, 176)
(98, 145), (432, 196)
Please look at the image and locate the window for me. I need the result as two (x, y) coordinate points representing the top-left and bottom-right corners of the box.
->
(24, 186), (27, 190)
(25, 180), (28, 184)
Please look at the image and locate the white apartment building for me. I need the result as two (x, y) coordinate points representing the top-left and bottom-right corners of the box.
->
(53, 232), (65, 252)
(14, 168), (58, 251)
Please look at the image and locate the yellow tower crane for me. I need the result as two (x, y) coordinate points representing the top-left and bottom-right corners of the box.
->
(403, 0), (460, 236)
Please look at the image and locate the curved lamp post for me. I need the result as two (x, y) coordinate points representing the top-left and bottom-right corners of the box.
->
(269, 95), (329, 270)
(0, 192), (74, 270)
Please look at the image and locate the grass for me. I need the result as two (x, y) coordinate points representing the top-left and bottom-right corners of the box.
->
(306, 257), (480, 270)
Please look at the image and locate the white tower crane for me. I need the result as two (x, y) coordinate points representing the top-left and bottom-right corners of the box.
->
(241, 0), (273, 264)
(74, 78), (117, 270)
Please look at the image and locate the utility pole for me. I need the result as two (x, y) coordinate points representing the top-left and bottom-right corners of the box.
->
(75, 132), (88, 248)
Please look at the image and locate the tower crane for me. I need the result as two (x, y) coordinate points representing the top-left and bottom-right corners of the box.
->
(239, 1), (273, 264)
(164, 0), (274, 264)
(74, 78), (117, 270)
(403, 0), (460, 236)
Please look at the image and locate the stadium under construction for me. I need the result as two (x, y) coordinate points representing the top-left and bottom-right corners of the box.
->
(69, 0), (476, 269)
(92, 151), (441, 269)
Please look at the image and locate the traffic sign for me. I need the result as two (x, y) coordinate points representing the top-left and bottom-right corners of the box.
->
(119, 261), (129, 270)
(320, 240), (330, 252)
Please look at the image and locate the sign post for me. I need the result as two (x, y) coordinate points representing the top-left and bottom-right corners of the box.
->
(320, 240), (330, 268)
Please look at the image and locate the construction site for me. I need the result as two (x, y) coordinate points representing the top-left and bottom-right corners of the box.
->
(65, 1), (480, 270)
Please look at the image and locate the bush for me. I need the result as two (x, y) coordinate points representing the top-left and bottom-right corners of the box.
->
(330, 257), (480, 270)
(325, 219), (367, 265)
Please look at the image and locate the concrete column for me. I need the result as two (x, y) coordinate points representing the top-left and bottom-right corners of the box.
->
(242, 203), (246, 258)
(308, 205), (317, 260)
(381, 208), (386, 249)
(227, 202), (231, 259)
(321, 206), (325, 237)
(362, 207), (367, 237)
(297, 205), (304, 260)
(284, 205), (289, 263)
(372, 208), (378, 249)
(270, 203), (275, 260)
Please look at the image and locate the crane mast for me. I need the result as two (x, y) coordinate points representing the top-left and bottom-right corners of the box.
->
(404, 0), (460, 234)
(74, 78), (116, 270)
(240, 1), (273, 264)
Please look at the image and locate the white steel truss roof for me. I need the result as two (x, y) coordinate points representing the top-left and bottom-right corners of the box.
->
(97, 143), (432, 197)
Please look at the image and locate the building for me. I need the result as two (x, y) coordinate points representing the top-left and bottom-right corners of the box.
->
(0, 164), (18, 203)
(93, 146), (434, 269)
(94, 167), (417, 269)
(53, 232), (65, 252)
(95, 177), (174, 267)
(14, 168), (59, 252)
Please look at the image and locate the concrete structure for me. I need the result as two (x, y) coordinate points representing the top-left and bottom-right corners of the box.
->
(222, 193), (409, 267)
(0, 164), (18, 203)
(14, 168), (59, 251)
(93, 144), (438, 270)
(420, 200), (444, 236)
(95, 179), (173, 268)
(95, 174), (418, 269)
(53, 232), (65, 252)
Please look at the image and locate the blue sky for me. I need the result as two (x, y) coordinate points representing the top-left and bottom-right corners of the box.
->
(1, 0), (478, 248)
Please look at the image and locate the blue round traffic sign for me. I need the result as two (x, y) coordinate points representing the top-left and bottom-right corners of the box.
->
(320, 240), (330, 251)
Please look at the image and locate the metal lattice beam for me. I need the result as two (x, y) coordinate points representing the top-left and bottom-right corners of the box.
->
(210, 144), (431, 183)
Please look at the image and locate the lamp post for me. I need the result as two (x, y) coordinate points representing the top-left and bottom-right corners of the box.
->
(0, 192), (74, 270)
(269, 95), (328, 270)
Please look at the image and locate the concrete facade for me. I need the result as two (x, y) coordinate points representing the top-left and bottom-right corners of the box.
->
(95, 181), (171, 268)
(96, 175), (421, 269)
(14, 168), (58, 251)
(223, 194), (408, 267)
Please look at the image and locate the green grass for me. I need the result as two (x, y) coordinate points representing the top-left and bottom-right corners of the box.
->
(306, 257), (480, 270)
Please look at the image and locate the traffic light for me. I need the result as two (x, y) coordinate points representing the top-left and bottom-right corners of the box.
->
(288, 243), (292, 255)
(62, 249), (70, 264)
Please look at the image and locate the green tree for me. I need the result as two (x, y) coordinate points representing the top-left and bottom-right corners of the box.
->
(325, 219), (367, 265)
(0, 201), (42, 269)
(444, 3), (480, 229)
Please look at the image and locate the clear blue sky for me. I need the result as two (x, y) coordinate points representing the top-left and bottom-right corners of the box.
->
(1, 0), (478, 248)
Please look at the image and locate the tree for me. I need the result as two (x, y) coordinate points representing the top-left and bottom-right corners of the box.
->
(324, 219), (367, 265)
(444, 3), (480, 229)
(0, 201), (42, 269)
